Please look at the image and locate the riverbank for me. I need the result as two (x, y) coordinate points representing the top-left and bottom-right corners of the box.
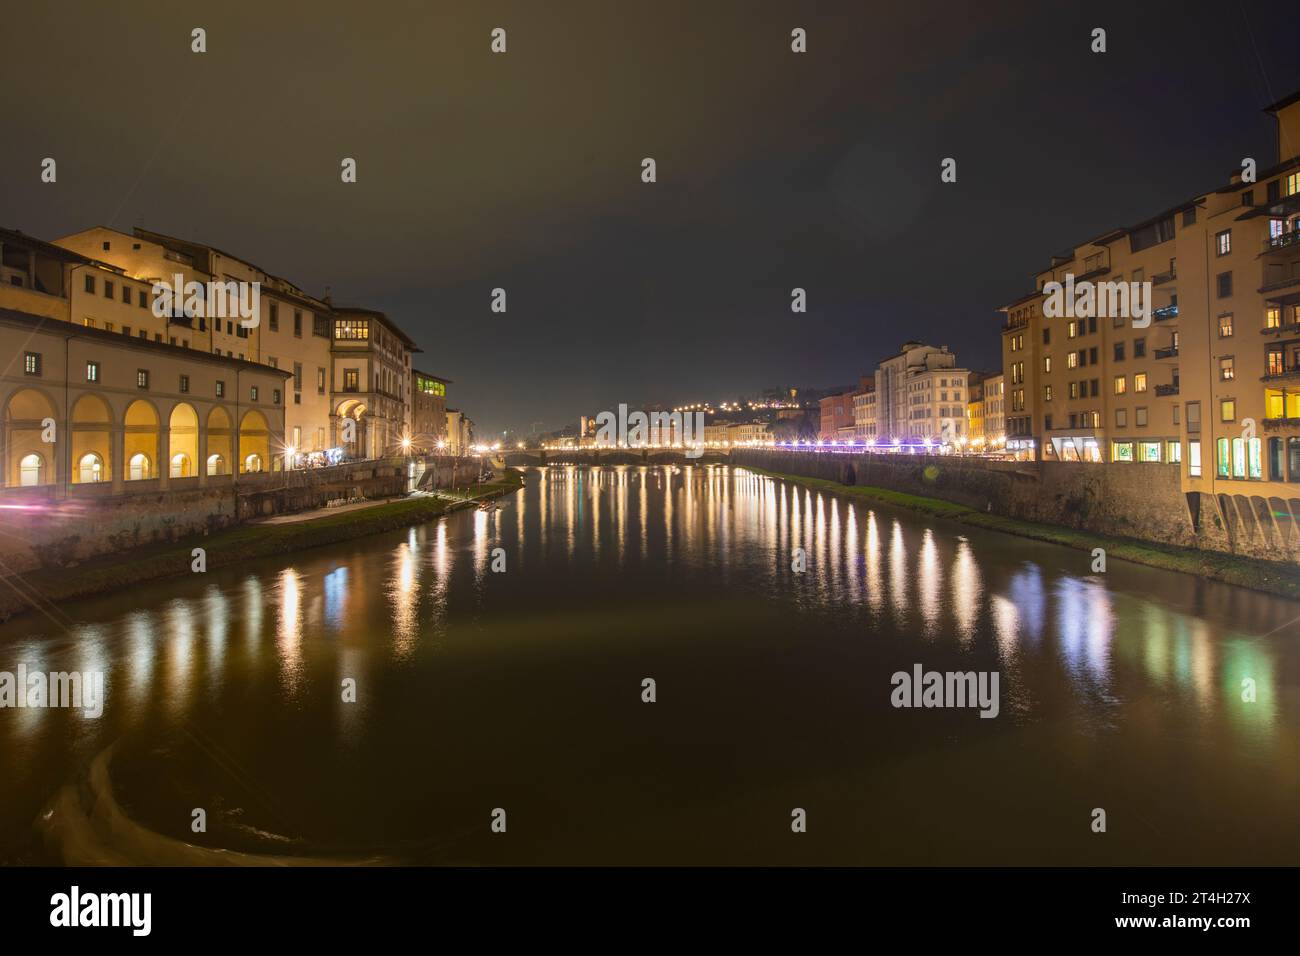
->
(745, 466), (1300, 601)
(0, 469), (525, 623)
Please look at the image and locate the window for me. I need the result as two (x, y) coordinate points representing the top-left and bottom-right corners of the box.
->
(1068, 321), (1078, 339)
(1138, 441), (1161, 462)
(1133, 339), (1146, 359)
(104, 280), (114, 299)
(1067, 352), (1079, 369)
(1266, 306), (1282, 329)
(273, 389), (281, 405)
(84, 275), (95, 294)
(317, 367), (327, 394)
(1115, 409), (1128, 427)
(179, 374), (189, 393)
(1288, 172), (1300, 197)
(335, 318), (369, 340)
(293, 393), (301, 405)
(250, 386), (259, 402)
(1242, 190), (1254, 207)
(1135, 407), (1148, 427)
(1129, 218), (1174, 252)
(138, 290), (147, 308)
(1219, 357), (1234, 381)
(1114, 342), (1125, 361)
(1134, 373), (1147, 393)
(1112, 441), (1135, 462)
(1042, 329), (1051, 345)
(1189, 440), (1202, 476)
(1187, 401), (1201, 433)
(344, 368), (359, 391)
(1216, 230), (1231, 256)
(293, 310), (302, 337)
(23, 352), (41, 376)
(136, 369), (149, 389)
(122, 285), (131, 304)
(1218, 313), (1234, 337)
(1069, 382), (1079, 399)
(269, 303), (279, 331)
(1220, 398), (1236, 422)
(293, 362), (303, 391)
(1217, 271), (1233, 298)
(1182, 207), (1197, 226)
(216, 381), (225, 398)
(1043, 385), (1053, 401)
(1090, 379), (1099, 397)
(1166, 441), (1181, 463)
(86, 361), (99, 382)
(1114, 375), (1127, 395)
(1043, 356), (1052, 373)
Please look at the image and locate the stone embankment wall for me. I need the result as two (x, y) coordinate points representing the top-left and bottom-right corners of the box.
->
(731, 449), (1299, 564)
(0, 457), (449, 573)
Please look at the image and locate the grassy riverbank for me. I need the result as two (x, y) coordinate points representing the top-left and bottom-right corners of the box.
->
(746, 467), (1300, 601)
(0, 469), (525, 623)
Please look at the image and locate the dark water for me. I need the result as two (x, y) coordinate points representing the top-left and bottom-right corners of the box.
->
(2, 465), (1299, 865)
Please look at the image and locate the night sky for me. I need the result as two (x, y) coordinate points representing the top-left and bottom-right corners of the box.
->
(3, 1), (1300, 438)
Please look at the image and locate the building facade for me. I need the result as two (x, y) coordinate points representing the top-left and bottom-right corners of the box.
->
(411, 370), (450, 452)
(998, 88), (1300, 542)
(446, 409), (474, 455)
(874, 342), (964, 443)
(982, 373), (1006, 451)
(818, 391), (855, 441)
(2, 306), (290, 490)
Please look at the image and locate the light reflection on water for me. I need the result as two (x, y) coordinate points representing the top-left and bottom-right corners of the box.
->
(1, 464), (1297, 864)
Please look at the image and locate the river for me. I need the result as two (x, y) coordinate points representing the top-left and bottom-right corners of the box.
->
(1, 465), (1297, 864)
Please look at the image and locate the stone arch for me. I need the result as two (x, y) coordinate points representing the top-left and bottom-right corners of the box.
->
(207, 406), (232, 477)
(168, 402), (199, 478)
(336, 399), (368, 458)
(71, 393), (113, 484)
(239, 409), (270, 474)
(123, 399), (160, 481)
(4, 387), (58, 486)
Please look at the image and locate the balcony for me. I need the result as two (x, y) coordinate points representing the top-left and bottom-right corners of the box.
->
(1263, 417), (1300, 432)
(1152, 267), (1177, 285)
(1260, 273), (1300, 296)
(1152, 304), (1179, 322)
(1261, 366), (1300, 384)
(1263, 231), (1300, 255)
(1154, 383), (1180, 397)
(1261, 321), (1300, 337)
(1154, 345), (1179, 359)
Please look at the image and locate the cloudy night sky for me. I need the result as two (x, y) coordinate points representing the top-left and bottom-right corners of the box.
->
(3, 0), (1300, 437)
